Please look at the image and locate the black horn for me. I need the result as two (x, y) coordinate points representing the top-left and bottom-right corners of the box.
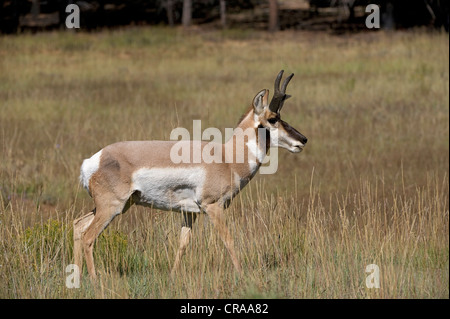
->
(268, 70), (294, 113)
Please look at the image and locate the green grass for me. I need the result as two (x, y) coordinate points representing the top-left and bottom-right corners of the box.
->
(0, 27), (448, 298)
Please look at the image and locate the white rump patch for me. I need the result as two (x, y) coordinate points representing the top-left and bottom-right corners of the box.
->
(131, 167), (206, 213)
(80, 149), (102, 192)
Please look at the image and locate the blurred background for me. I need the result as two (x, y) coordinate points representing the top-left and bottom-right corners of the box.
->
(1, 0), (449, 34)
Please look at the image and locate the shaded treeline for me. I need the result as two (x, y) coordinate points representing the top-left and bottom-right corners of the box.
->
(1, 0), (448, 34)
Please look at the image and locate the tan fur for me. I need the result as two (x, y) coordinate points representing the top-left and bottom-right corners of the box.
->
(74, 77), (307, 280)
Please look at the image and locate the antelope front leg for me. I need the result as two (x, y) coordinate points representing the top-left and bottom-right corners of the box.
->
(171, 212), (197, 278)
(206, 203), (242, 275)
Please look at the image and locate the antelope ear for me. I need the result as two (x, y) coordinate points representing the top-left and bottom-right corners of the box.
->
(252, 89), (269, 115)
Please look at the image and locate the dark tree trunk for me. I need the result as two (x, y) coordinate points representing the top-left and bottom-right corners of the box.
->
(166, 0), (174, 26)
(382, 1), (395, 30)
(31, 0), (40, 19)
(268, 0), (279, 32)
(182, 0), (192, 27)
(220, 0), (227, 28)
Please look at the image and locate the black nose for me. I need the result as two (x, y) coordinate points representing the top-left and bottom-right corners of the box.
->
(302, 137), (308, 144)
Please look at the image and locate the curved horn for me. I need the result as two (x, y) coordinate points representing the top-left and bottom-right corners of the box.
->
(281, 73), (294, 93)
(274, 70), (284, 93)
(268, 70), (294, 113)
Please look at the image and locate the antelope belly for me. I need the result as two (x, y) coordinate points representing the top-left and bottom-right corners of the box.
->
(131, 167), (205, 213)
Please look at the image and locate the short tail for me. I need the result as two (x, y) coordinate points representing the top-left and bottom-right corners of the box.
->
(79, 149), (103, 194)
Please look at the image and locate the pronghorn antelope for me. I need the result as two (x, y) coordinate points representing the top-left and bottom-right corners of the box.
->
(74, 70), (308, 279)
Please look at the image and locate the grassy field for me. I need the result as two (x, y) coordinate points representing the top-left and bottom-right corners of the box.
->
(0, 27), (448, 298)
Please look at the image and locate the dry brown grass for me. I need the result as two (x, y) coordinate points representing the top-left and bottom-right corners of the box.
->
(0, 27), (448, 298)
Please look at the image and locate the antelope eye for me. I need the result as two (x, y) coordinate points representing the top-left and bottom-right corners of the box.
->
(268, 118), (278, 125)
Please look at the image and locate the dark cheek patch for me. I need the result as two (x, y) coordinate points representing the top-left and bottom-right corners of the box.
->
(257, 124), (271, 151)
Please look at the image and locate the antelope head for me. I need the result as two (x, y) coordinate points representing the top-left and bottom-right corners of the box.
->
(252, 70), (308, 153)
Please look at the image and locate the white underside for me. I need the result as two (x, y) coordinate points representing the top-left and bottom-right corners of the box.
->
(131, 167), (206, 213)
(246, 137), (265, 174)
